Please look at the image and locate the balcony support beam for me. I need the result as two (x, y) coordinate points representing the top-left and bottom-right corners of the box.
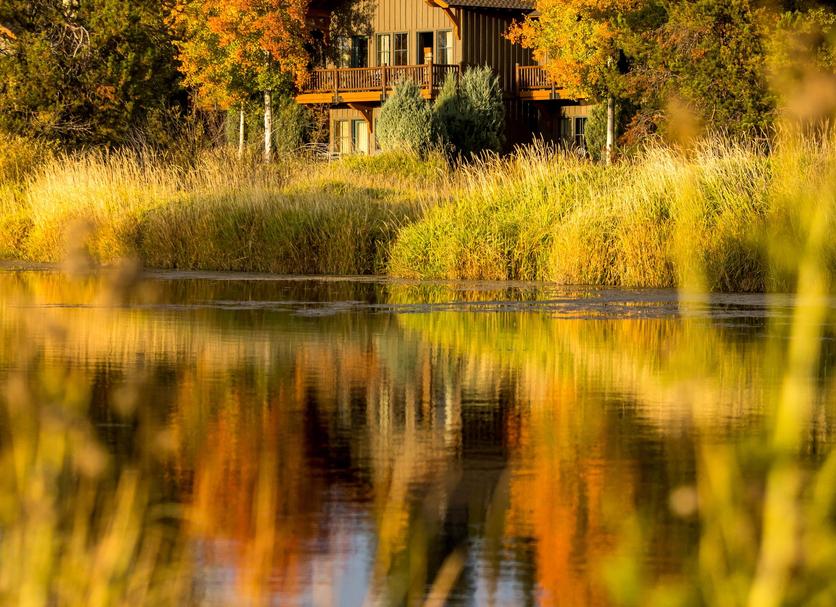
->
(348, 103), (375, 132)
(424, 0), (461, 39)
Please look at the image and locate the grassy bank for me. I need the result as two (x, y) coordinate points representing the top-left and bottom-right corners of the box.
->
(0, 139), (446, 275)
(390, 136), (836, 292)
(1, 133), (834, 291)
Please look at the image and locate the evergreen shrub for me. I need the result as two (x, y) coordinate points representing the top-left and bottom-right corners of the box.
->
(433, 66), (505, 158)
(376, 80), (434, 155)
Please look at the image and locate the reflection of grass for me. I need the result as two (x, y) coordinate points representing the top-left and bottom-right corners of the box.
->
(1, 263), (834, 604)
(398, 311), (778, 430)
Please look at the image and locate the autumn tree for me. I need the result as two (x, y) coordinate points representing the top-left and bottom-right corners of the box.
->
(631, 0), (774, 138)
(514, 0), (836, 145)
(508, 0), (637, 162)
(171, 0), (310, 161)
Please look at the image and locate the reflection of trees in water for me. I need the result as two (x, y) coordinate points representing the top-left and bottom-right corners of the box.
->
(3, 272), (831, 604)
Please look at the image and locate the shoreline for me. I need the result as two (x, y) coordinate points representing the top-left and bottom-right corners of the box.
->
(2, 138), (834, 294)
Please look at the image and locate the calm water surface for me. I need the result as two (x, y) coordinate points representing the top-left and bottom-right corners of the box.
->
(1, 267), (834, 606)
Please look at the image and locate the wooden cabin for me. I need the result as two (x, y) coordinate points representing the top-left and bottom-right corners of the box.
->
(297, 0), (592, 155)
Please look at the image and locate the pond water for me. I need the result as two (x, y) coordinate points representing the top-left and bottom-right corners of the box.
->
(1, 266), (834, 606)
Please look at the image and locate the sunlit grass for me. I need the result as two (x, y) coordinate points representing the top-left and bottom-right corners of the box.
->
(2, 132), (834, 291)
(390, 134), (835, 292)
(0, 146), (448, 275)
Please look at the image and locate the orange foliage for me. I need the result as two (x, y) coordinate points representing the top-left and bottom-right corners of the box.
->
(171, 0), (310, 108)
(507, 0), (636, 97)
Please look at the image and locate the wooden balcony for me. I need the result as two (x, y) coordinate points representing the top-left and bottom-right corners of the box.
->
(296, 63), (461, 105)
(515, 65), (565, 101)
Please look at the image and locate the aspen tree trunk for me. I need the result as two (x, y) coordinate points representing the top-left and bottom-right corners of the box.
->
(263, 90), (273, 163)
(238, 104), (245, 160)
(605, 96), (615, 166)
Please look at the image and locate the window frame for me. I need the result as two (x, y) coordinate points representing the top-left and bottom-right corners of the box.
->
(393, 32), (409, 66)
(352, 119), (369, 155)
(335, 36), (351, 69)
(573, 117), (587, 150)
(436, 30), (453, 65)
(350, 35), (369, 68)
(417, 31), (434, 64)
(376, 33), (391, 67)
(334, 120), (352, 155)
(560, 117), (572, 144)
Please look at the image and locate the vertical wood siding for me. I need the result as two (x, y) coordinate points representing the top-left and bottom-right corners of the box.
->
(460, 9), (534, 93)
(345, 0), (462, 66)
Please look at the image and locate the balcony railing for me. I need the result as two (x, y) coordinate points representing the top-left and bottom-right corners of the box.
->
(515, 65), (563, 98)
(300, 63), (460, 98)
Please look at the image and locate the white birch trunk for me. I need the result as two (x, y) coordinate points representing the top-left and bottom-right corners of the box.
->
(238, 104), (245, 159)
(605, 96), (615, 166)
(263, 90), (273, 163)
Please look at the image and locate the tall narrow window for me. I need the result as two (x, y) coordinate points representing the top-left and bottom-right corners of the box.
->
(352, 120), (369, 155)
(560, 117), (571, 143)
(335, 37), (351, 68)
(436, 31), (453, 65)
(574, 117), (587, 150)
(393, 33), (408, 65)
(377, 34), (391, 66)
(351, 36), (368, 68)
(335, 120), (351, 154)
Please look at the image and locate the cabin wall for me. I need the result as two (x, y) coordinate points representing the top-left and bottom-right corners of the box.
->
(327, 0), (463, 67)
(460, 9), (535, 93)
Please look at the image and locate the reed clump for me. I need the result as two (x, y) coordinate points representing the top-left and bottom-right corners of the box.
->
(0, 146), (446, 275)
(390, 135), (835, 292)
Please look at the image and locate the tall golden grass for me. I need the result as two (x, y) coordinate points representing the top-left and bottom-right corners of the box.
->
(390, 133), (835, 292)
(0, 143), (448, 274)
(1, 131), (834, 291)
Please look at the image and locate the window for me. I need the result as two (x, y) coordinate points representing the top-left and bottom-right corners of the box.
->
(393, 33), (408, 65)
(350, 36), (368, 68)
(574, 117), (587, 150)
(334, 120), (351, 154)
(560, 117), (571, 143)
(335, 36), (368, 68)
(436, 30), (453, 65)
(335, 37), (351, 68)
(352, 120), (369, 155)
(376, 34), (391, 66)
(335, 119), (370, 155)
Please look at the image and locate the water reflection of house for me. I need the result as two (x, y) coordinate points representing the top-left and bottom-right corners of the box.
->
(298, 0), (592, 155)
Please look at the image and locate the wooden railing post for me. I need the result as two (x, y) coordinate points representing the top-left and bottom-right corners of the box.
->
(382, 65), (387, 98)
(515, 63), (520, 94)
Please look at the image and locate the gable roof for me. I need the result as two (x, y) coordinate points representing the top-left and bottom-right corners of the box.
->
(446, 0), (536, 9)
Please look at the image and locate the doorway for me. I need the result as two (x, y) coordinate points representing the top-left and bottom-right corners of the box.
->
(417, 32), (434, 63)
